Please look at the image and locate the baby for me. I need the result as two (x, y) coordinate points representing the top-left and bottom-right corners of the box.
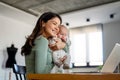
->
(49, 25), (71, 73)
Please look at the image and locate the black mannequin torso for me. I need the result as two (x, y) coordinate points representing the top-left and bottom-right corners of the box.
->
(6, 44), (18, 68)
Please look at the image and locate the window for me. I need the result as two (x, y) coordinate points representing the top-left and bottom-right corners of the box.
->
(69, 24), (103, 67)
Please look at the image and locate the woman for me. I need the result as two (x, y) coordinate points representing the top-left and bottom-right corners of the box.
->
(21, 12), (67, 74)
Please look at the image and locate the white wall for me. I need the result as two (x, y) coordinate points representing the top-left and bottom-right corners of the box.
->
(0, 2), (37, 80)
(0, 12), (37, 80)
(103, 20), (120, 62)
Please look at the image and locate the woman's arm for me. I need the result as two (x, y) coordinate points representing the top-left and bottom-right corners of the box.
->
(34, 36), (48, 73)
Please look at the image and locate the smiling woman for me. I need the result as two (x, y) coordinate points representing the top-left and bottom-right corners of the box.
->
(21, 12), (69, 74)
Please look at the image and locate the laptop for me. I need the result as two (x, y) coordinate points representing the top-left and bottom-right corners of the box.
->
(100, 43), (120, 73)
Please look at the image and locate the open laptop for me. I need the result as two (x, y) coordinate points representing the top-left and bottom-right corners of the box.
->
(100, 43), (120, 73)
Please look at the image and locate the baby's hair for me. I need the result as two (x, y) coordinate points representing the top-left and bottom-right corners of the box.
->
(59, 25), (67, 29)
(59, 25), (68, 33)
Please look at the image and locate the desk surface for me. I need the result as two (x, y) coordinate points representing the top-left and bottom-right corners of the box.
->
(27, 73), (120, 80)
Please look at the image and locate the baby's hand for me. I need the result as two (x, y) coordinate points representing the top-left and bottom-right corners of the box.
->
(61, 37), (67, 42)
(59, 55), (67, 62)
(54, 62), (63, 67)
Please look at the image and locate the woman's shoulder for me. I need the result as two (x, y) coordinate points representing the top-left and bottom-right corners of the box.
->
(35, 35), (48, 44)
(36, 35), (47, 41)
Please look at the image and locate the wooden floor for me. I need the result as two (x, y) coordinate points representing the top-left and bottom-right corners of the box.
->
(27, 73), (120, 80)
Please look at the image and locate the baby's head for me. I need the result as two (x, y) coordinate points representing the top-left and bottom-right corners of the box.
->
(58, 25), (68, 42)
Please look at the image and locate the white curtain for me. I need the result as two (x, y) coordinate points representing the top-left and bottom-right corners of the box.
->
(69, 24), (103, 66)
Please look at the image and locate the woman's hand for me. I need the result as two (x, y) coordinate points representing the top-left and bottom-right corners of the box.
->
(49, 38), (66, 51)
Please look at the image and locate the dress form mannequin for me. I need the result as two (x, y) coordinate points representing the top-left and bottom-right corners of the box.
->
(6, 44), (18, 68)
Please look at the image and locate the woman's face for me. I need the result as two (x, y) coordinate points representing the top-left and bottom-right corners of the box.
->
(42, 17), (61, 38)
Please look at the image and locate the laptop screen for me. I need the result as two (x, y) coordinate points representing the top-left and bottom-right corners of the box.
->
(101, 43), (120, 73)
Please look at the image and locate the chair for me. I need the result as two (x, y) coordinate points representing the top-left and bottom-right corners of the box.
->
(12, 64), (26, 80)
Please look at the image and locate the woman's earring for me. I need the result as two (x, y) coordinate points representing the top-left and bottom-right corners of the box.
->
(42, 25), (45, 28)
(42, 23), (45, 28)
(42, 26), (45, 31)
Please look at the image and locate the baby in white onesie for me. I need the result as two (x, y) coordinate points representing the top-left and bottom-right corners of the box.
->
(49, 25), (71, 73)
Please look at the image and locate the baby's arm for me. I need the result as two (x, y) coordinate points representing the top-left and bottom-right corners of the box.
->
(53, 50), (68, 67)
(62, 54), (71, 69)
(52, 51), (63, 67)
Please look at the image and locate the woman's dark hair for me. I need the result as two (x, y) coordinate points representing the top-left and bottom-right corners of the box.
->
(21, 12), (62, 56)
